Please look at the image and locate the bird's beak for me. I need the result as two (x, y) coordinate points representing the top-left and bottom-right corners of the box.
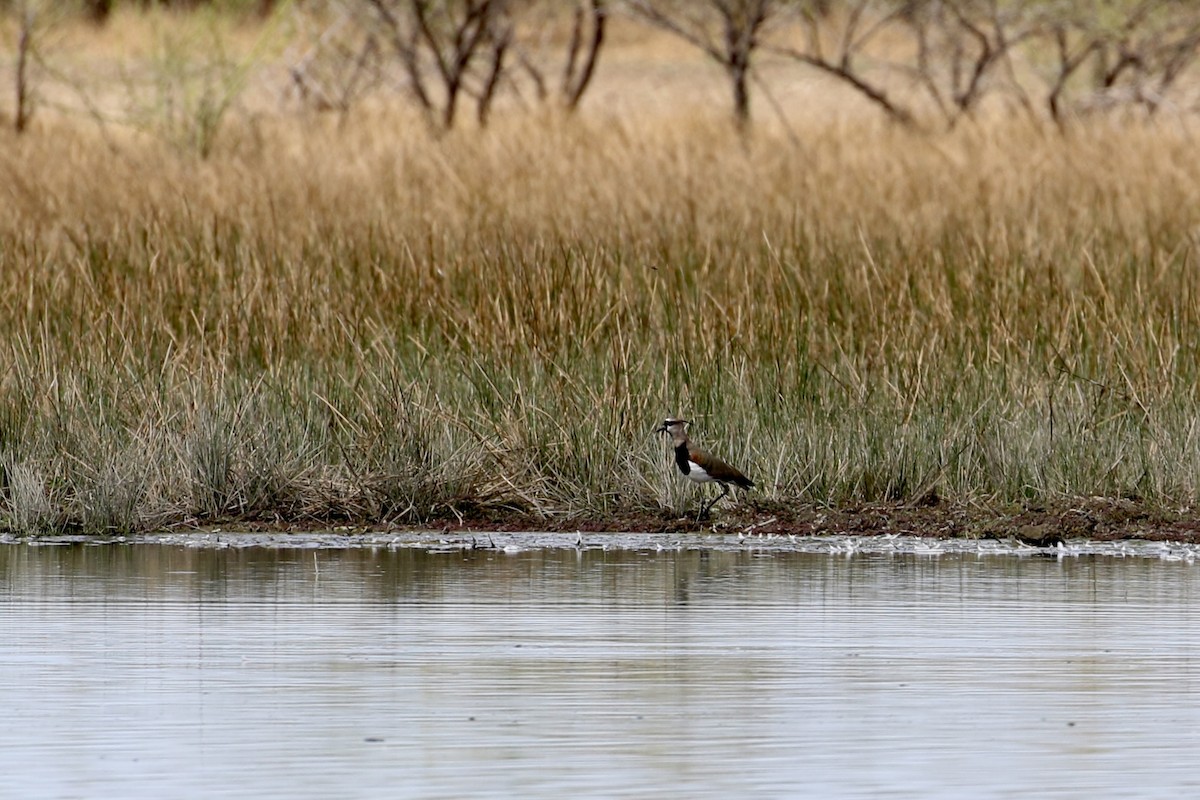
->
(653, 423), (667, 435)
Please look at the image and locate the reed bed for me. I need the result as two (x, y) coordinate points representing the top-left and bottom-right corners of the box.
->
(4, 98), (1200, 533)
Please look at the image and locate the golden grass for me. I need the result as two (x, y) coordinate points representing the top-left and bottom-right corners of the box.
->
(5, 15), (1200, 532)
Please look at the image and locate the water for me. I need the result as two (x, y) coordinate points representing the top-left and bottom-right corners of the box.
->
(4, 537), (1200, 799)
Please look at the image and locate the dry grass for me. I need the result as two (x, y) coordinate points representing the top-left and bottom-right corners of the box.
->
(4, 14), (1200, 533)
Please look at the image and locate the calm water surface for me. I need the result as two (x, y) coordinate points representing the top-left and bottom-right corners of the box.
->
(4, 540), (1200, 799)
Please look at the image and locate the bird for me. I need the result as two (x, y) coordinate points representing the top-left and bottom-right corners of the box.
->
(654, 418), (754, 517)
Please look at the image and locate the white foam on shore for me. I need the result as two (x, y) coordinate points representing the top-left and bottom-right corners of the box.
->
(7, 530), (1199, 562)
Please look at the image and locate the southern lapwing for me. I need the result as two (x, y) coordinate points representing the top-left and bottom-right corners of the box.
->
(655, 418), (754, 517)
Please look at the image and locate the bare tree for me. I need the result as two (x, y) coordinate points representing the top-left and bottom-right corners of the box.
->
(511, 0), (608, 113)
(1044, 13), (1103, 126)
(882, 1), (1200, 127)
(626, 0), (779, 127)
(1013, 0), (1200, 125)
(288, 4), (384, 120)
(560, 0), (608, 111)
(768, 0), (915, 126)
(290, 0), (608, 123)
(14, 14), (31, 132)
(10, 1), (39, 133)
(364, 0), (511, 130)
(1083, 1), (1200, 118)
(900, 1), (1042, 127)
(284, 0), (1200, 133)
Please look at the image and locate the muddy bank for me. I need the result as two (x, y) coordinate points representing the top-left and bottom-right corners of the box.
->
(6, 497), (1200, 548)
(428, 497), (1199, 545)
(217, 497), (1200, 545)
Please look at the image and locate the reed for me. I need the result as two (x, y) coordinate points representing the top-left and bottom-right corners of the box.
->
(4, 86), (1200, 532)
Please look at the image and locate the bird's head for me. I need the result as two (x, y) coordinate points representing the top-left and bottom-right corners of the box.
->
(654, 418), (689, 436)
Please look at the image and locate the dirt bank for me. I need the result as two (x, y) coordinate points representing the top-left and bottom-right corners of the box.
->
(126, 497), (1200, 545)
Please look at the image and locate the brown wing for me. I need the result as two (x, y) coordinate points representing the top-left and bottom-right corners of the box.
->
(689, 446), (754, 489)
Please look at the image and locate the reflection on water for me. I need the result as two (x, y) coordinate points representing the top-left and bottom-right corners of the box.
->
(4, 543), (1200, 799)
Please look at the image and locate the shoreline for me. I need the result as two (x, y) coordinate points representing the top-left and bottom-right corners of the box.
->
(6, 528), (1200, 563)
(6, 498), (1200, 547)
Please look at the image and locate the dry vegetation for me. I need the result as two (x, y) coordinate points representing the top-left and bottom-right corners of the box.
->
(5, 7), (1200, 536)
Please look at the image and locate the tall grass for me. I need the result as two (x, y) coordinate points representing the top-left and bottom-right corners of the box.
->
(3, 105), (1200, 532)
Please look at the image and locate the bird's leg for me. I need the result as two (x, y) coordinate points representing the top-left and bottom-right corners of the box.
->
(699, 483), (730, 519)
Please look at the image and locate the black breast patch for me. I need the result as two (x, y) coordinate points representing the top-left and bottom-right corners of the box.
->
(674, 443), (691, 475)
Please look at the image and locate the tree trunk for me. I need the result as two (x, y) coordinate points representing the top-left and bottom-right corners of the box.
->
(15, 11), (33, 133)
(731, 63), (750, 127)
(563, 0), (607, 113)
(84, 0), (112, 24)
